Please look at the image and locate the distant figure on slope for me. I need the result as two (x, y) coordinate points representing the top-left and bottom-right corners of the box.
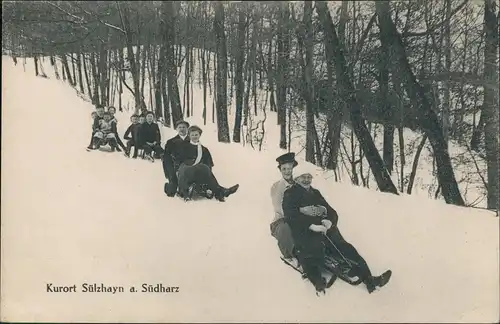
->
(86, 106), (105, 150)
(176, 125), (239, 202)
(162, 120), (191, 197)
(91, 112), (120, 151)
(282, 168), (392, 294)
(137, 112), (164, 162)
(123, 114), (140, 158)
(107, 106), (126, 152)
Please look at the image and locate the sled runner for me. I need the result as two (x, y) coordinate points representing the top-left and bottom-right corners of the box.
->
(280, 256), (337, 292)
(164, 182), (214, 201)
(280, 235), (364, 289)
(323, 254), (363, 286)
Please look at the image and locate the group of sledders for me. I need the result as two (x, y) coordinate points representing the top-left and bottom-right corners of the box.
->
(87, 105), (390, 294)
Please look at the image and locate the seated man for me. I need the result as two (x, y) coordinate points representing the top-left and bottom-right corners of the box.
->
(123, 114), (140, 158)
(163, 120), (190, 197)
(282, 167), (392, 295)
(176, 125), (239, 202)
(91, 112), (120, 151)
(137, 112), (164, 161)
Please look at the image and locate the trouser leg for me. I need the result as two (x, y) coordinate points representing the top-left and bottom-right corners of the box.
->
(270, 219), (295, 259)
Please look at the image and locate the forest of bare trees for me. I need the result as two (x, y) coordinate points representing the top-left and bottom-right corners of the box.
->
(2, 0), (498, 212)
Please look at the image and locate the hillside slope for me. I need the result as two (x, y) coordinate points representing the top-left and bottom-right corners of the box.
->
(1, 56), (498, 323)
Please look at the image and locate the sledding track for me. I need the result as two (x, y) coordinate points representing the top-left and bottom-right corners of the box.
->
(2, 56), (499, 323)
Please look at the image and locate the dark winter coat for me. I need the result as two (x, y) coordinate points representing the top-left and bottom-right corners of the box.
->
(282, 184), (339, 258)
(165, 135), (190, 166)
(177, 141), (215, 169)
(138, 122), (161, 146)
(162, 134), (190, 182)
(124, 123), (140, 141)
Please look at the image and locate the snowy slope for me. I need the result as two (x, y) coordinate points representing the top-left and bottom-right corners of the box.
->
(1, 56), (499, 323)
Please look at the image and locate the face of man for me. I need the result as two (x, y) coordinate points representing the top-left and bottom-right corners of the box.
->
(146, 114), (154, 123)
(177, 124), (188, 136)
(131, 116), (138, 124)
(139, 117), (146, 124)
(296, 174), (313, 188)
(96, 107), (104, 116)
(108, 107), (116, 115)
(279, 163), (295, 181)
(189, 130), (201, 143)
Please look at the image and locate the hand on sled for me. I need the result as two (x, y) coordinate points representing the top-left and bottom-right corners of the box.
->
(321, 219), (333, 230)
(309, 224), (328, 234)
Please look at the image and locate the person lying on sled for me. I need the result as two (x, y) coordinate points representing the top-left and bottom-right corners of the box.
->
(91, 112), (120, 151)
(175, 125), (239, 202)
(282, 167), (392, 294)
(162, 119), (190, 197)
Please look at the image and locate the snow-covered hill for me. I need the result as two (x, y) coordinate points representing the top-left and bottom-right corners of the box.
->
(1, 56), (498, 322)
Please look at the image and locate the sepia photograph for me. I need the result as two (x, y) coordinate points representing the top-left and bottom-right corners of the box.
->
(1, 0), (499, 322)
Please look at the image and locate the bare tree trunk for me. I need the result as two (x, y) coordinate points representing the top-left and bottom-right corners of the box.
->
(98, 44), (108, 106)
(71, 53), (77, 86)
(76, 51), (84, 94)
(298, 1), (319, 164)
(82, 52), (93, 101)
(324, 0), (348, 170)
(34, 56), (39, 76)
(482, 0), (499, 210)
(118, 3), (143, 113)
(161, 1), (183, 125)
(317, 0), (398, 194)
(90, 52), (100, 105)
(61, 54), (74, 86)
(117, 49), (124, 112)
(267, 25), (277, 113)
(202, 48), (208, 125)
(398, 128), (405, 192)
(233, 6), (246, 142)
(277, 3), (290, 149)
(407, 134), (428, 195)
(442, 0), (452, 142)
(214, 1), (230, 142)
(376, 0), (464, 205)
(379, 16), (394, 174)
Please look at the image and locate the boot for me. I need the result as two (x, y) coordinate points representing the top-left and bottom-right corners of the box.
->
(218, 184), (239, 199)
(92, 137), (101, 150)
(183, 184), (195, 202)
(373, 270), (392, 288)
(364, 270), (392, 294)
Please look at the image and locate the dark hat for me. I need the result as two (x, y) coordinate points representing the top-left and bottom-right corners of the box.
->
(188, 125), (203, 135)
(276, 152), (298, 168)
(175, 120), (190, 128)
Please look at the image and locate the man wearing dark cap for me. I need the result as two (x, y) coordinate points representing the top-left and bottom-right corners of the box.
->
(163, 120), (190, 196)
(270, 153), (300, 267)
